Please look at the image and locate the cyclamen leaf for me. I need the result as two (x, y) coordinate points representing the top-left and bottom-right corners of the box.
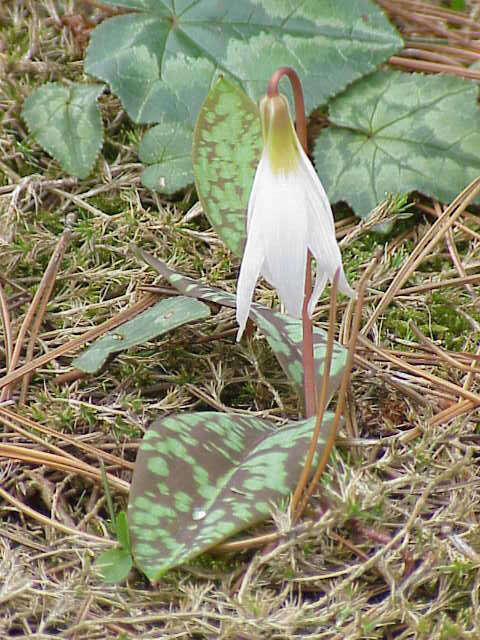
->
(314, 71), (480, 217)
(72, 296), (210, 374)
(139, 121), (193, 193)
(193, 76), (262, 257)
(85, 0), (402, 121)
(132, 245), (346, 403)
(22, 83), (104, 179)
(136, 55), (218, 192)
(128, 410), (335, 580)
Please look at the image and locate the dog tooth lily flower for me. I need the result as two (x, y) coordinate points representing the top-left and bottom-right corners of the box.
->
(236, 90), (354, 340)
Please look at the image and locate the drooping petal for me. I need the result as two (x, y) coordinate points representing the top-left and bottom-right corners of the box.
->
(252, 160), (309, 318)
(295, 144), (355, 310)
(236, 234), (265, 341)
(236, 88), (354, 339)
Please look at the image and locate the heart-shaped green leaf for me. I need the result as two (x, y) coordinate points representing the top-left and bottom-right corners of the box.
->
(139, 121), (193, 193)
(85, 0), (402, 121)
(22, 83), (104, 179)
(132, 245), (346, 403)
(128, 410), (334, 580)
(72, 296), (210, 374)
(94, 547), (133, 584)
(314, 70), (480, 217)
(135, 55), (218, 192)
(193, 76), (262, 257)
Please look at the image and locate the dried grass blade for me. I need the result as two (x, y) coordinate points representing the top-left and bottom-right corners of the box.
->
(0, 443), (129, 494)
(2, 229), (71, 402)
(363, 176), (480, 335)
(0, 484), (116, 545)
(0, 406), (134, 470)
(291, 269), (339, 519)
(0, 293), (158, 391)
(296, 250), (381, 517)
(0, 282), (13, 369)
(20, 228), (72, 404)
(358, 335), (480, 406)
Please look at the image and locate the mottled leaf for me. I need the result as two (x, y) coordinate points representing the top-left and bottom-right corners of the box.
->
(85, 0), (401, 121)
(132, 246), (346, 403)
(193, 76), (261, 257)
(22, 83), (104, 179)
(94, 547), (133, 583)
(72, 296), (210, 374)
(128, 410), (334, 580)
(314, 71), (480, 217)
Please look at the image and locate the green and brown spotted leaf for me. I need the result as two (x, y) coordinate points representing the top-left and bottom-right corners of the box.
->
(192, 76), (262, 257)
(72, 296), (210, 374)
(132, 245), (346, 403)
(128, 410), (335, 580)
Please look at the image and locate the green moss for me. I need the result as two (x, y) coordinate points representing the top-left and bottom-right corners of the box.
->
(383, 290), (477, 350)
(88, 195), (126, 215)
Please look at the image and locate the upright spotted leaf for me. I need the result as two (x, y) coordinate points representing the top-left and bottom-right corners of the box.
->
(193, 77), (262, 257)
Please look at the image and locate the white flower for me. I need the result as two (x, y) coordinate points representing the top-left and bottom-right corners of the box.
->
(236, 93), (354, 340)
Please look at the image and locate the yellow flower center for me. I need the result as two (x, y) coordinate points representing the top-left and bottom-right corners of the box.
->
(260, 94), (300, 175)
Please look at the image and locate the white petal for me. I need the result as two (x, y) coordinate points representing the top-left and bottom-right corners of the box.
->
(295, 146), (355, 308)
(236, 235), (265, 341)
(237, 134), (354, 336)
(252, 164), (308, 318)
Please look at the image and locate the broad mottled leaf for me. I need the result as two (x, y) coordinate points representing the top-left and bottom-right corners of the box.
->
(72, 296), (210, 374)
(22, 83), (104, 179)
(193, 77), (261, 257)
(128, 410), (334, 580)
(94, 547), (133, 583)
(85, 0), (401, 121)
(314, 71), (480, 217)
(132, 246), (346, 402)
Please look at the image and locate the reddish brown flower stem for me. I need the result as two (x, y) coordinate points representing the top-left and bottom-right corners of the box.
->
(267, 66), (315, 417)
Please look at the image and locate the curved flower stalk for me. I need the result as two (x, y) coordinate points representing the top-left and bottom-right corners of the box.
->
(236, 76), (354, 341)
